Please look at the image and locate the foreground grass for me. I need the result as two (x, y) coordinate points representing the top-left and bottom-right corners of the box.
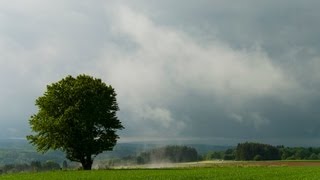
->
(2, 166), (320, 180)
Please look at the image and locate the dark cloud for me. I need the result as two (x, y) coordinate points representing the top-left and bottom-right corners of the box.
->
(0, 0), (319, 146)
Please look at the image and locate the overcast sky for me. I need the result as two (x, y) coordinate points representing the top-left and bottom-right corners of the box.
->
(1, 0), (320, 146)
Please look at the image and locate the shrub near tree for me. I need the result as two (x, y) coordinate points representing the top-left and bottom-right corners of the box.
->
(42, 161), (60, 171)
(62, 160), (68, 169)
(27, 75), (124, 170)
(30, 161), (41, 171)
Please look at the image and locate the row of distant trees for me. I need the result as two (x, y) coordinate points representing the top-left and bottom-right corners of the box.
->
(0, 160), (66, 174)
(102, 142), (320, 168)
(101, 145), (199, 167)
(204, 142), (320, 161)
(4, 142), (320, 173)
(136, 145), (199, 164)
(204, 148), (236, 160)
(236, 142), (280, 160)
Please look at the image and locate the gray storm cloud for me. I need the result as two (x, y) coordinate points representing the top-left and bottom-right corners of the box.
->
(98, 5), (301, 141)
(0, 1), (319, 146)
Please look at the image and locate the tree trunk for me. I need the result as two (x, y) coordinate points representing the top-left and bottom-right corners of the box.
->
(81, 158), (93, 170)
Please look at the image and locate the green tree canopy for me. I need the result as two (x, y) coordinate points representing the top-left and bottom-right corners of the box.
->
(27, 74), (124, 170)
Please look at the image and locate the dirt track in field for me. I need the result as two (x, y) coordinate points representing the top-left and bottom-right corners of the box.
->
(196, 160), (320, 167)
(174, 160), (320, 167)
(239, 161), (320, 167)
(113, 160), (320, 169)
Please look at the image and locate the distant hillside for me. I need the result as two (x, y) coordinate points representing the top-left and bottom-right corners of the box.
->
(0, 139), (32, 149)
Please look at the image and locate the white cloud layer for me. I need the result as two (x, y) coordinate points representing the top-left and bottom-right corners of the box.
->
(97, 5), (299, 138)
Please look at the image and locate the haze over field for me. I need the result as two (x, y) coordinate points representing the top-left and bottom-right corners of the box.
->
(1, 0), (320, 146)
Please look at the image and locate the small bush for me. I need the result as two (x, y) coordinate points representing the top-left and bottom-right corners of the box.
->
(254, 155), (263, 161)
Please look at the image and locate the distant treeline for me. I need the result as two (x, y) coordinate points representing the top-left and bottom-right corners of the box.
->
(103, 143), (320, 168)
(236, 142), (280, 160)
(0, 149), (66, 165)
(102, 145), (199, 167)
(0, 160), (63, 174)
(136, 145), (199, 164)
(3, 142), (320, 172)
(204, 142), (320, 161)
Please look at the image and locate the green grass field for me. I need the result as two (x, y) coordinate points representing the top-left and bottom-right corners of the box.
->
(2, 164), (320, 180)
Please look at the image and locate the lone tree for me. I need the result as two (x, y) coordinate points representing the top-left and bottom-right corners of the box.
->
(27, 74), (124, 170)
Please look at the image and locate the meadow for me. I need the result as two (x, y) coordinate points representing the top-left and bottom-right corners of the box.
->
(2, 161), (320, 180)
